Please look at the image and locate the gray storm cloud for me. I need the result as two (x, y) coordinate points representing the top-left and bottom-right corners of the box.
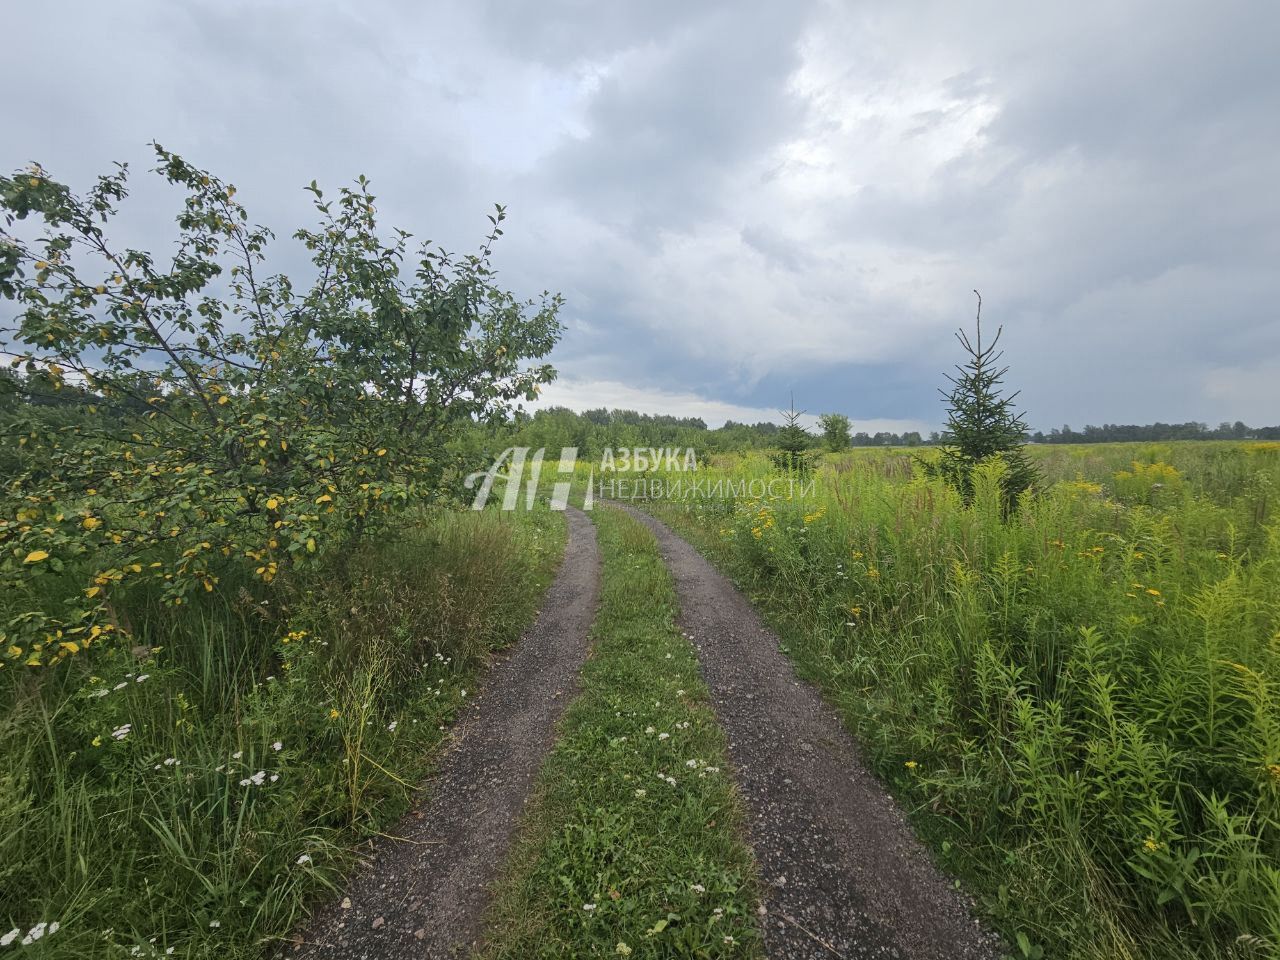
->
(3, 0), (1276, 428)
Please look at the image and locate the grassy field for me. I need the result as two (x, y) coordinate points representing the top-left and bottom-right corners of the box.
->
(483, 505), (761, 958)
(0, 507), (564, 958)
(631, 440), (1280, 959)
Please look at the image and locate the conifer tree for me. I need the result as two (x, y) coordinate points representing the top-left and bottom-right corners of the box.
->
(770, 394), (815, 472)
(928, 291), (1037, 510)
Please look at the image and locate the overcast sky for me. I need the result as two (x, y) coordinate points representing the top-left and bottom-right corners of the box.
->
(4, 1), (1277, 431)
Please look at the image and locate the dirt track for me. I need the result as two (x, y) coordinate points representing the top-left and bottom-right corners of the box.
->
(617, 504), (1001, 960)
(290, 507), (600, 960)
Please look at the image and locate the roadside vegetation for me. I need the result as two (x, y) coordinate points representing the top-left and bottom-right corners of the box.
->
(0, 150), (565, 956)
(645, 438), (1280, 960)
(483, 506), (761, 959)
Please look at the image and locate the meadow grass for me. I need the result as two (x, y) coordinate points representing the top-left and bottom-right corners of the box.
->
(0, 507), (564, 958)
(482, 505), (761, 959)
(633, 441), (1280, 960)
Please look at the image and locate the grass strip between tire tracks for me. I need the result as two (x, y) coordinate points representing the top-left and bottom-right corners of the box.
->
(482, 505), (762, 959)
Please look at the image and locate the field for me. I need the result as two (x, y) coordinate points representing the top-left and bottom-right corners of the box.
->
(636, 440), (1280, 958)
(4, 154), (1278, 959)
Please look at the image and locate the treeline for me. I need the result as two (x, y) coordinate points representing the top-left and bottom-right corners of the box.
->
(493, 406), (929, 455)
(1030, 421), (1280, 443)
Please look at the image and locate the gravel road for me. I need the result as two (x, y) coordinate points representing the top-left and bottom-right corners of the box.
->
(290, 507), (601, 960)
(618, 504), (1002, 960)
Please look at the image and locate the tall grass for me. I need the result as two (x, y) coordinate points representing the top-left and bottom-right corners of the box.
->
(0, 508), (564, 958)
(643, 441), (1280, 959)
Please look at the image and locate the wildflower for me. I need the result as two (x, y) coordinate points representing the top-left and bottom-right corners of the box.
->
(1146, 588), (1161, 597)
(1143, 836), (1163, 853)
(634, 788), (647, 798)
(208, 920), (221, 929)
(616, 944), (633, 956)
(1, 930), (18, 947)
(296, 854), (313, 865)
(232, 750), (243, 759)
(1267, 764), (1280, 783)
(163, 757), (179, 766)
(387, 721), (397, 732)
(20, 921), (55, 944)
(329, 709), (340, 719)
(690, 883), (705, 894)
(135, 674), (150, 683)
(686, 759), (699, 768)
(904, 760), (918, 770)
(272, 741), (283, 751)
(658, 732), (670, 741)
(111, 724), (132, 741)
(582, 903), (597, 912)
(645, 726), (656, 735)
(113, 682), (128, 691)
(724, 936), (736, 945)
(91, 736), (102, 747)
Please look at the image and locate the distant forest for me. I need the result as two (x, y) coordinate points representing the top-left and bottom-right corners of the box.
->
(503, 404), (1280, 453)
(4, 370), (1277, 452)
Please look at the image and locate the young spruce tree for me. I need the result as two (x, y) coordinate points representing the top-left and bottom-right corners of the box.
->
(927, 291), (1037, 511)
(770, 394), (815, 472)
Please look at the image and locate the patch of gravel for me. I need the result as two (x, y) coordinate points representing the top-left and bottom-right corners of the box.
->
(618, 504), (1003, 960)
(289, 507), (601, 960)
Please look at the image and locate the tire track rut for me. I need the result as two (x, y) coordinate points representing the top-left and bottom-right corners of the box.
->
(617, 504), (1001, 960)
(290, 507), (601, 960)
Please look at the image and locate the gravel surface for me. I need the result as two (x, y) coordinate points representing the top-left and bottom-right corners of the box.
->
(289, 507), (601, 960)
(619, 504), (1003, 960)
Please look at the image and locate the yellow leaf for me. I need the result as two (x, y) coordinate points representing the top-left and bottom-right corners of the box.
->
(86, 586), (101, 598)
(266, 497), (279, 510)
(306, 537), (316, 553)
(23, 550), (49, 564)
(376, 449), (387, 457)
(217, 395), (229, 405)
(60, 641), (80, 654)
(315, 494), (332, 504)
(82, 517), (101, 531)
